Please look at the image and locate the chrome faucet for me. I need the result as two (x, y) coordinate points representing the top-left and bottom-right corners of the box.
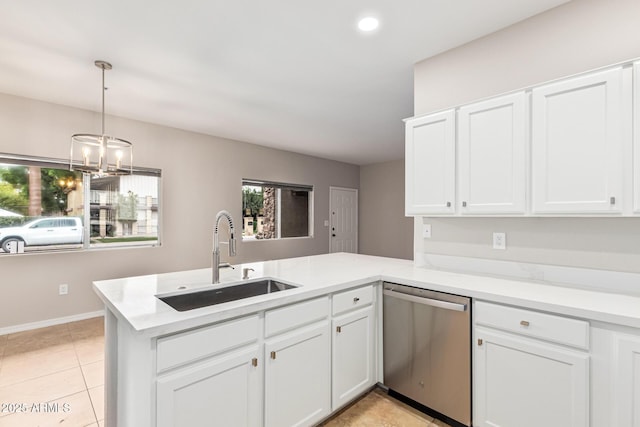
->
(212, 210), (236, 284)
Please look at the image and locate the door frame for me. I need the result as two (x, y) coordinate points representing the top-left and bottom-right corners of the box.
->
(329, 186), (358, 253)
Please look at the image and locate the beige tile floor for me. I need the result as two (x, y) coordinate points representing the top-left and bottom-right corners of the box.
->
(322, 388), (453, 427)
(0, 317), (105, 427)
(0, 317), (451, 427)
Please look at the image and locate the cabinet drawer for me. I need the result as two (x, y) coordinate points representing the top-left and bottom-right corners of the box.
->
(475, 301), (589, 350)
(332, 285), (374, 316)
(157, 315), (259, 372)
(265, 296), (329, 338)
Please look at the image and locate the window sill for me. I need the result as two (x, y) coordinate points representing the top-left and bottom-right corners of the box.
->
(0, 241), (160, 256)
(241, 235), (313, 243)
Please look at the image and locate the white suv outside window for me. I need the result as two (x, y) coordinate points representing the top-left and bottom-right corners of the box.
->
(0, 217), (83, 252)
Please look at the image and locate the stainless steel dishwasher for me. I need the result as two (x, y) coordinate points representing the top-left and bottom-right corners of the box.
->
(383, 282), (471, 427)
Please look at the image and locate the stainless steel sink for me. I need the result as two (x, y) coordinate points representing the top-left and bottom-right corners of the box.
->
(158, 278), (299, 311)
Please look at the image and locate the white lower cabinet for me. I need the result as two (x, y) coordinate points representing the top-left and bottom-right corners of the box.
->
(474, 301), (589, 427)
(156, 345), (262, 427)
(591, 324), (640, 427)
(614, 333), (640, 427)
(151, 288), (379, 427)
(614, 334), (640, 427)
(332, 305), (375, 409)
(264, 322), (331, 427)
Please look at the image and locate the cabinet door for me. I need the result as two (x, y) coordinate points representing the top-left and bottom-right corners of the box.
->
(531, 68), (624, 214)
(332, 305), (375, 409)
(405, 110), (456, 215)
(474, 328), (589, 427)
(614, 334), (640, 427)
(458, 92), (526, 214)
(264, 322), (331, 427)
(156, 346), (261, 427)
(634, 62), (640, 214)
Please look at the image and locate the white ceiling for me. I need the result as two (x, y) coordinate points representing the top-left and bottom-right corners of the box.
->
(0, 0), (568, 165)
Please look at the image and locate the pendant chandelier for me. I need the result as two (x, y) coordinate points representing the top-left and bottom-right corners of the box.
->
(70, 60), (133, 175)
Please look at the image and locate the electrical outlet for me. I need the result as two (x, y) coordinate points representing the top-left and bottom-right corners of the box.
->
(492, 232), (506, 250)
(59, 284), (68, 295)
(422, 223), (432, 238)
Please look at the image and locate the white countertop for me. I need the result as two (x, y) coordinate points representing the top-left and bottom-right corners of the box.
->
(92, 252), (640, 337)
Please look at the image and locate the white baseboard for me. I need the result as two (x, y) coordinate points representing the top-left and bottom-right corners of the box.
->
(0, 310), (105, 336)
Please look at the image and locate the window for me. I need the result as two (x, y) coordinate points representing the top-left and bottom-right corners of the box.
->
(0, 153), (161, 255)
(242, 179), (313, 240)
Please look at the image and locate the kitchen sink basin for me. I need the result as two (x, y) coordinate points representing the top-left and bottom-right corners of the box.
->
(158, 278), (299, 311)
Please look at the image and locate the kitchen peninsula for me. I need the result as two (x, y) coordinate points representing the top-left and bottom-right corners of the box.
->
(93, 252), (640, 427)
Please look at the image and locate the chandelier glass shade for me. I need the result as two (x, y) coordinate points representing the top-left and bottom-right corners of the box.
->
(70, 60), (132, 175)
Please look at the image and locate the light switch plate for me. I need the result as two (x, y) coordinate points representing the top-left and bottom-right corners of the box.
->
(422, 224), (432, 238)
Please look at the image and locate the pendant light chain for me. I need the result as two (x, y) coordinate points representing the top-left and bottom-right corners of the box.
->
(101, 64), (105, 136)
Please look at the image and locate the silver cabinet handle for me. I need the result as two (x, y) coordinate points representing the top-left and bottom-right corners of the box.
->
(462, 201), (467, 207)
(353, 297), (360, 303)
(383, 289), (467, 312)
(610, 196), (616, 205)
(446, 201), (451, 207)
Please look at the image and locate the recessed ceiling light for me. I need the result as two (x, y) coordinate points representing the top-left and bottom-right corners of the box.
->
(358, 17), (379, 32)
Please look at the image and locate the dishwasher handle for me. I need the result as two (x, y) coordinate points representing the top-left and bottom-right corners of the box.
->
(383, 288), (467, 312)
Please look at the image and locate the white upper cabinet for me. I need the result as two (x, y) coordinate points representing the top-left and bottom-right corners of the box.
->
(634, 62), (640, 214)
(531, 68), (625, 214)
(405, 110), (456, 215)
(458, 92), (527, 214)
(405, 61), (638, 217)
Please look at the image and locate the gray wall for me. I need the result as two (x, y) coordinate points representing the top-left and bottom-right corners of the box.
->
(413, 0), (640, 273)
(359, 160), (413, 260)
(0, 93), (359, 329)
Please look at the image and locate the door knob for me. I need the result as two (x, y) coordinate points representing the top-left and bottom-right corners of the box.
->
(332, 234), (336, 237)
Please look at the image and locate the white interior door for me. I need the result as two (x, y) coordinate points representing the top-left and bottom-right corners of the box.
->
(329, 187), (358, 253)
